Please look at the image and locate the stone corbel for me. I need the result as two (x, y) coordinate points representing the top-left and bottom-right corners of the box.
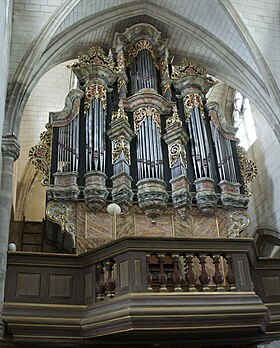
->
(1, 134), (20, 161)
(219, 180), (249, 209)
(84, 171), (108, 213)
(47, 171), (80, 200)
(194, 177), (218, 215)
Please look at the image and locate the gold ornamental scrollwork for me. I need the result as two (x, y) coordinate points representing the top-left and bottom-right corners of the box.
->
(166, 106), (182, 128)
(160, 49), (171, 97)
(183, 94), (204, 122)
(168, 140), (187, 168)
(84, 83), (107, 112)
(112, 135), (131, 164)
(29, 123), (52, 186)
(117, 77), (128, 93)
(112, 100), (129, 123)
(126, 39), (159, 68)
(237, 145), (257, 195)
(171, 59), (215, 82)
(67, 46), (115, 71)
(133, 107), (161, 134)
(228, 210), (251, 238)
(117, 50), (126, 72)
(46, 202), (76, 246)
(160, 51), (169, 80)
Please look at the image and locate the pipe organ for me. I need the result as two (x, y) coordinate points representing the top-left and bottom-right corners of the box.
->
(30, 24), (257, 252)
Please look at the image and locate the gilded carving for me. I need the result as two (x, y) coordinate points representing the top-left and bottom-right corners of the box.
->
(116, 50), (126, 72)
(160, 49), (171, 98)
(117, 77), (128, 94)
(126, 39), (158, 67)
(183, 94), (204, 122)
(84, 83), (107, 112)
(228, 210), (251, 238)
(112, 100), (128, 123)
(68, 46), (115, 71)
(166, 106), (182, 128)
(237, 145), (257, 195)
(160, 50), (169, 80)
(134, 107), (161, 134)
(112, 135), (131, 164)
(29, 123), (52, 185)
(171, 59), (214, 81)
(46, 201), (76, 246)
(168, 140), (187, 168)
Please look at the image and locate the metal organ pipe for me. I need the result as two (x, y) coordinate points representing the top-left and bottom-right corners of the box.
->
(93, 98), (98, 170)
(75, 117), (79, 172)
(188, 115), (202, 178)
(227, 140), (237, 182)
(211, 124), (225, 180)
(130, 49), (158, 93)
(210, 121), (238, 183)
(136, 114), (164, 181)
(56, 112), (80, 173)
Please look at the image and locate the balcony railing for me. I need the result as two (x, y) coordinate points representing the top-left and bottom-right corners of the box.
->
(4, 237), (280, 347)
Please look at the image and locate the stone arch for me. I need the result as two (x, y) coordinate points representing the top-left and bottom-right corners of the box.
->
(5, 0), (280, 140)
(4, 0), (81, 135)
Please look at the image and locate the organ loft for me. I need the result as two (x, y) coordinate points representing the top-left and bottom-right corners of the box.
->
(4, 24), (279, 348)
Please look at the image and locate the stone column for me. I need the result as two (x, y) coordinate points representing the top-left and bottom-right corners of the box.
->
(0, 135), (20, 342)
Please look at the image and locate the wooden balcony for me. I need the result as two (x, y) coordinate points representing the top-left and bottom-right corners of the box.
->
(3, 237), (280, 347)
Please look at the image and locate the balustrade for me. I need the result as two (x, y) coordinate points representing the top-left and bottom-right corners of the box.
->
(4, 238), (253, 306)
(6, 237), (273, 345)
(92, 244), (249, 300)
(145, 252), (236, 293)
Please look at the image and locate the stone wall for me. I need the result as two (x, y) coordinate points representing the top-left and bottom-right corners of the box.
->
(15, 62), (72, 220)
(0, 0), (13, 185)
(9, 0), (64, 77)
(247, 104), (280, 234)
(232, 0), (280, 90)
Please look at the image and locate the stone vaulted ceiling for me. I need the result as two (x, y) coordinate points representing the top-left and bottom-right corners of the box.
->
(5, 0), (280, 140)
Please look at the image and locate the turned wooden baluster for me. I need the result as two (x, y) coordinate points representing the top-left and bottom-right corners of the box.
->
(96, 262), (106, 301)
(225, 254), (236, 291)
(157, 253), (168, 292)
(198, 254), (211, 291)
(211, 254), (225, 291)
(104, 259), (116, 298)
(185, 254), (197, 292)
(146, 253), (153, 292)
(171, 254), (182, 292)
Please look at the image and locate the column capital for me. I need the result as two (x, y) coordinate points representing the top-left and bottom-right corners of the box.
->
(1, 135), (20, 161)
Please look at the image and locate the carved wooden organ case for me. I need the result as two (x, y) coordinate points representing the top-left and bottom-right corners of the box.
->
(30, 24), (257, 252)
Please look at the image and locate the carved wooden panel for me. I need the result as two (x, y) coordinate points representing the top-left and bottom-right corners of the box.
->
(262, 276), (280, 301)
(120, 260), (129, 289)
(49, 274), (72, 299)
(232, 253), (252, 291)
(16, 273), (41, 298)
(134, 259), (142, 286)
(84, 273), (93, 299)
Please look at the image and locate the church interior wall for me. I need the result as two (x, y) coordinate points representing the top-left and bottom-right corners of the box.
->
(1, 1), (280, 347)
(8, 0), (280, 239)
